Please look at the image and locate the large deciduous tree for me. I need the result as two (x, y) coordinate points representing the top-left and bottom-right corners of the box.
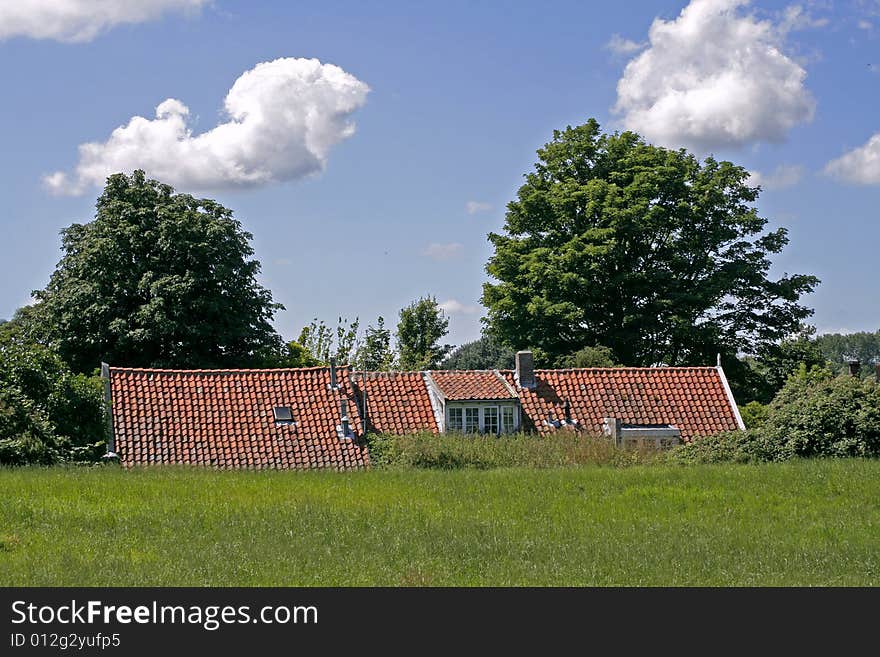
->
(482, 119), (819, 372)
(34, 170), (284, 372)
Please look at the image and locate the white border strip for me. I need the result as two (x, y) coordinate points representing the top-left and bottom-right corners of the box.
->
(716, 365), (746, 431)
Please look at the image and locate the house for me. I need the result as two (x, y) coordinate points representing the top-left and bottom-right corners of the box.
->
(106, 350), (744, 470)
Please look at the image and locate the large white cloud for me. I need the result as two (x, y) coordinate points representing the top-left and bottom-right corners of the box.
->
(45, 57), (370, 195)
(613, 0), (815, 151)
(824, 133), (880, 185)
(0, 0), (208, 42)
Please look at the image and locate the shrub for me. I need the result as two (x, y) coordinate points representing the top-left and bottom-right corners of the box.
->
(760, 369), (880, 458)
(366, 431), (660, 469)
(739, 401), (768, 429)
(0, 387), (58, 465)
(671, 366), (880, 465)
(0, 341), (106, 464)
(666, 430), (791, 465)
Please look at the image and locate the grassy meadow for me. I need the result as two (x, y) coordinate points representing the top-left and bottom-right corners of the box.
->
(2, 459), (879, 586)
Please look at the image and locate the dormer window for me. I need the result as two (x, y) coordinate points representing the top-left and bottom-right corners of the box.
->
(446, 403), (519, 434)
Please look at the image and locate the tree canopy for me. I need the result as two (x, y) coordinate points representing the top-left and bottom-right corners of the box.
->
(482, 119), (819, 374)
(33, 171), (283, 372)
(396, 296), (451, 370)
(813, 330), (880, 376)
(440, 335), (515, 370)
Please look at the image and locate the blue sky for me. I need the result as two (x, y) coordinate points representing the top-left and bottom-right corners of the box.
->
(1, 0), (878, 348)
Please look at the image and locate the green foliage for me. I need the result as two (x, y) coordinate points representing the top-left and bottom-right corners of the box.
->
(557, 344), (616, 368)
(761, 370), (880, 458)
(354, 316), (395, 371)
(272, 341), (321, 368)
(297, 317), (360, 365)
(0, 339), (106, 464)
(739, 401), (768, 429)
(673, 365), (880, 464)
(735, 325), (829, 403)
(440, 335), (515, 370)
(813, 330), (880, 377)
(482, 119), (818, 380)
(33, 170), (283, 372)
(666, 430), (788, 465)
(396, 296), (451, 370)
(0, 387), (58, 465)
(367, 431), (659, 469)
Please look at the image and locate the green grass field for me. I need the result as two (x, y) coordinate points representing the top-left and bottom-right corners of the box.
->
(1, 460), (878, 586)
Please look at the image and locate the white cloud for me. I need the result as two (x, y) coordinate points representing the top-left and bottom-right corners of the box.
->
(0, 0), (208, 42)
(859, 19), (874, 29)
(777, 5), (828, 33)
(45, 57), (370, 195)
(421, 243), (463, 261)
(613, 0), (815, 152)
(438, 299), (480, 315)
(465, 201), (491, 215)
(604, 34), (647, 55)
(746, 164), (804, 190)
(824, 133), (880, 185)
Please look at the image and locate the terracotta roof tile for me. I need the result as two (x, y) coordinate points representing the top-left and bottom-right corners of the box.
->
(429, 370), (516, 401)
(110, 366), (369, 470)
(508, 367), (739, 441)
(355, 371), (439, 435)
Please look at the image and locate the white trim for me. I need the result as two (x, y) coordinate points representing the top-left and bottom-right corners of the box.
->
(716, 365), (746, 431)
(422, 372), (446, 433)
(492, 369), (518, 398)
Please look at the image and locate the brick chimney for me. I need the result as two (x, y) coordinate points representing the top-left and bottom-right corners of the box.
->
(848, 360), (861, 377)
(515, 350), (536, 390)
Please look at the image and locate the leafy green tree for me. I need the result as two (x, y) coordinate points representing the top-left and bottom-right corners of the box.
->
(737, 325), (829, 403)
(33, 170), (283, 373)
(354, 316), (395, 371)
(482, 119), (818, 377)
(0, 386), (57, 465)
(813, 330), (880, 377)
(270, 340), (321, 368)
(0, 337), (105, 463)
(557, 345), (617, 368)
(396, 296), (451, 370)
(297, 317), (360, 365)
(440, 335), (515, 370)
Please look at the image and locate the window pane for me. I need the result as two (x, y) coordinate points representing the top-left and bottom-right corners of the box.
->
(502, 406), (514, 433)
(484, 407), (499, 435)
(448, 407), (463, 432)
(465, 407), (479, 433)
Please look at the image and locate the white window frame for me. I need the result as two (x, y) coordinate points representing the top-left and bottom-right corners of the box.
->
(445, 403), (519, 435)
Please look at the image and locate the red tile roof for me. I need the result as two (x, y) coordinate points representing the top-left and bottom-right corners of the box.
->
(512, 367), (740, 440)
(356, 371), (439, 435)
(429, 370), (516, 401)
(110, 367), (369, 470)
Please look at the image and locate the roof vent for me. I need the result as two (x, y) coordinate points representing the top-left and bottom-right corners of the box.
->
(337, 398), (354, 440)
